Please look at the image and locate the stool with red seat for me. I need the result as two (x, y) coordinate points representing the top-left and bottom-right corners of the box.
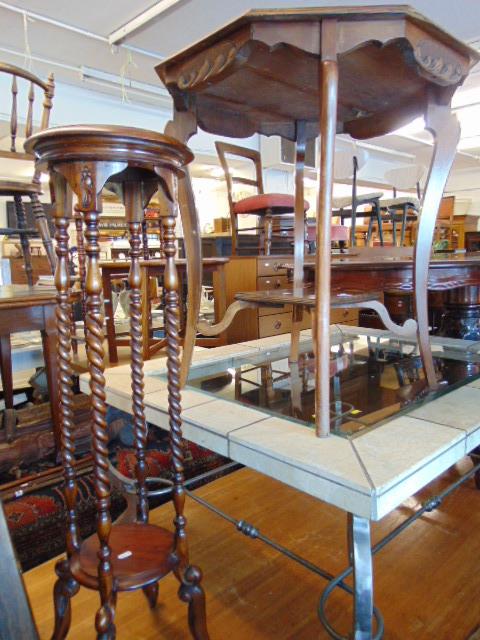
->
(215, 141), (309, 255)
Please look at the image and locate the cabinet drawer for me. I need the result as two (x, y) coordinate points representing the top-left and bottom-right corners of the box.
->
(257, 258), (288, 277)
(259, 312), (292, 337)
(257, 275), (289, 291)
(330, 308), (359, 325)
(259, 303), (292, 317)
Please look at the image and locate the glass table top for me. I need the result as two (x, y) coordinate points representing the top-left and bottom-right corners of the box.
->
(185, 330), (480, 438)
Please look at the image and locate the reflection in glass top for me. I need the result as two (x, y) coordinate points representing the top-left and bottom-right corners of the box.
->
(185, 330), (480, 438)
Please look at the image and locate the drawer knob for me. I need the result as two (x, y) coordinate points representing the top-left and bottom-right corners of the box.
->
(274, 321), (282, 330)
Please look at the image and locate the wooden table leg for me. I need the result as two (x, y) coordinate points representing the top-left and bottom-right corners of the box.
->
(213, 265), (227, 346)
(0, 335), (14, 409)
(141, 265), (151, 360)
(41, 308), (62, 453)
(102, 270), (118, 364)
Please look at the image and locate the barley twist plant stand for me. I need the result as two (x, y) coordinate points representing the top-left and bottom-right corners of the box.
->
(25, 125), (209, 640)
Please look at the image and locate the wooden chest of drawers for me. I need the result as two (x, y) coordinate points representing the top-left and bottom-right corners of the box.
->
(224, 256), (359, 343)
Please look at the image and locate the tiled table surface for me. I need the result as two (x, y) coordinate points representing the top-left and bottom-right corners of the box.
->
(80, 327), (480, 521)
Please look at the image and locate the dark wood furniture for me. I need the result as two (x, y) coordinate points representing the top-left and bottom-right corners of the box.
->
(0, 62), (56, 285)
(157, 6), (479, 445)
(215, 141), (308, 255)
(101, 257), (229, 364)
(465, 231), (480, 252)
(300, 249), (480, 340)
(26, 125), (209, 640)
(0, 497), (38, 640)
(0, 286), (61, 451)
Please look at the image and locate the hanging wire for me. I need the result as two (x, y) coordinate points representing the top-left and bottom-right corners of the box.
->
(22, 11), (33, 71)
(119, 50), (138, 103)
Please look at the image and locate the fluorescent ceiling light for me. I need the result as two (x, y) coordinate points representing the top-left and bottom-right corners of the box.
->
(109, 0), (185, 45)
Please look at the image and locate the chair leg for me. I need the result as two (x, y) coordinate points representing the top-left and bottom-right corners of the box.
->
(264, 210), (273, 255)
(289, 305), (303, 363)
(31, 192), (56, 274)
(230, 211), (238, 256)
(0, 335), (13, 409)
(375, 202), (384, 246)
(366, 215), (374, 245)
(13, 194), (34, 286)
(51, 559), (79, 640)
(142, 582), (159, 609)
(390, 208), (397, 246)
(350, 206), (357, 247)
(178, 565), (210, 640)
(400, 204), (408, 246)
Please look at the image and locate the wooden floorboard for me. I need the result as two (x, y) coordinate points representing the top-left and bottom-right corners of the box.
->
(24, 462), (480, 639)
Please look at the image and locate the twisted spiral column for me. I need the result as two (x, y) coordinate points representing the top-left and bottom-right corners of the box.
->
(83, 207), (115, 639)
(74, 209), (88, 341)
(54, 211), (80, 556)
(162, 212), (188, 563)
(128, 219), (148, 523)
(142, 218), (149, 260)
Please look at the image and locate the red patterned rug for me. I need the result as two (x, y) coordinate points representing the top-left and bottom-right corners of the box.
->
(4, 406), (231, 570)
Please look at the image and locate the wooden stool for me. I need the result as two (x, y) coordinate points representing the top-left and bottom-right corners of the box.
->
(26, 125), (209, 640)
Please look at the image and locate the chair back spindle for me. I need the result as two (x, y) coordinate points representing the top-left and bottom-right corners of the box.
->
(0, 63), (56, 279)
(0, 63), (55, 159)
(10, 75), (18, 153)
(25, 82), (34, 140)
(215, 141), (264, 208)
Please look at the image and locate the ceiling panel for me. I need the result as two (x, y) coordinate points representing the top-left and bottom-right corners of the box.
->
(0, 0), (479, 201)
(0, 6), (163, 84)
(2, 0), (160, 37)
(128, 0), (480, 59)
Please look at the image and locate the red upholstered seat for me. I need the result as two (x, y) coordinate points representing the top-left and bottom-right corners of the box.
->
(331, 224), (349, 242)
(233, 193), (309, 215)
(306, 224), (349, 243)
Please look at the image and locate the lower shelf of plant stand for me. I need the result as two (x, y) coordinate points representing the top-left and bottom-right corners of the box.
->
(70, 523), (176, 590)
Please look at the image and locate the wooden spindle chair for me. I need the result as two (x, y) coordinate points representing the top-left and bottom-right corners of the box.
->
(215, 141), (309, 255)
(0, 62), (56, 285)
(380, 165), (425, 246)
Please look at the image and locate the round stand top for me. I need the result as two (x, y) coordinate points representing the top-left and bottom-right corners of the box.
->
(25, 124), (193, 175)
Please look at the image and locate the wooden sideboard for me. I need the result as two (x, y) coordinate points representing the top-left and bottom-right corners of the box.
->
(224, 256), (358, 343)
